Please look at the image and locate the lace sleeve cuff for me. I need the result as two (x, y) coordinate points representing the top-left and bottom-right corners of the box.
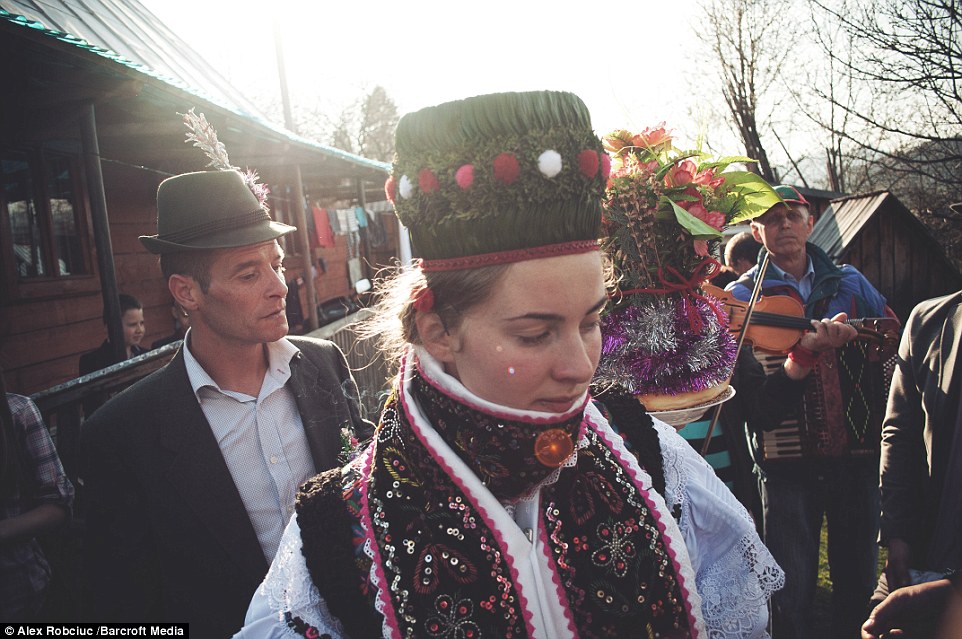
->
(260, 513), (349, 638)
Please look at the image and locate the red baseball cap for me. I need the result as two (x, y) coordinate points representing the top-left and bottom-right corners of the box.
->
(773, 184), (809, 207)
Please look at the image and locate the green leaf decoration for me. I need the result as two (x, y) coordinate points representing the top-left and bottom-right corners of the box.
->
(666, 198), (723, 239)
(723, 173), (781, 224)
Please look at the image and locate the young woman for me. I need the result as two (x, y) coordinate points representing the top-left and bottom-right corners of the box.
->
(235, 91), (782, 639)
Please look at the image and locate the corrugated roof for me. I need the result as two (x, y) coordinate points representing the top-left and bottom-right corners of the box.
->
(810, 191), (893, 260)
(2, 0), (266, 117)
(0, 0), (389, 175)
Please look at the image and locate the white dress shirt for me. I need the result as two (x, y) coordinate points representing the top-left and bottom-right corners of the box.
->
(183, 333), (316, 563)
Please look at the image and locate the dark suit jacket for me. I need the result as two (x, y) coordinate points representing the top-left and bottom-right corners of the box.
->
(80, 336), (373, 638)
(79, 340), (149, 417)
(879, 291), (962, 568)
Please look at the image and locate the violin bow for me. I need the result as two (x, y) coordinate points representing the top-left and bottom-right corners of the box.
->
(699, 251), (772, 457)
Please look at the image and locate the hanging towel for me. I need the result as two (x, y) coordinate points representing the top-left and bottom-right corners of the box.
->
(312, 206), (336, 247)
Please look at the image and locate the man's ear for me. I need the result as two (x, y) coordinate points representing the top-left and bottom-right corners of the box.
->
(415, 311), (457, 364)
(168, 275), (200, 314)
(750, 222), (764, 244)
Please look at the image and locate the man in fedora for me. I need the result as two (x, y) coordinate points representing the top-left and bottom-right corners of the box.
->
(80, 170), (372, 638)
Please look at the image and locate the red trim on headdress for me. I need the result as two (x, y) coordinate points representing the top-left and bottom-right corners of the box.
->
(419, 240), (600, 272)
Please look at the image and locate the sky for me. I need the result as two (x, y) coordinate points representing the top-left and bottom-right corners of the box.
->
(138, 0), (715, 145)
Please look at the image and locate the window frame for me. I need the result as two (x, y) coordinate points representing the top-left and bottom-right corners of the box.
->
(1, 144), (99, 301)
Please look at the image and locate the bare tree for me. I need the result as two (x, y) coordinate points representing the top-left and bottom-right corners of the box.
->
(247, 86), (399, 163)
(793, 7), (872, 194)
(329, 86), (399, 163)
(808, 0), (962, 208)
(696, 0), (798, 182)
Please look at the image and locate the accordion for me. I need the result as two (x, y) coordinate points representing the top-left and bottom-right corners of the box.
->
(754, 317), (901, 463)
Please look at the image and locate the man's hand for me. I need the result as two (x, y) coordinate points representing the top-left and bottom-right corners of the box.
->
(862, 579), (953, 639)
(784, 312), (858, 380)
(798, 312), (859, 353)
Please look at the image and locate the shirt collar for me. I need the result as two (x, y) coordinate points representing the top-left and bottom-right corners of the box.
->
(768, 254), (815, 283)
(182, 330), (300, 400)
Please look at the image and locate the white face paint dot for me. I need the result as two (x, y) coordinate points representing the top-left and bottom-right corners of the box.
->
(508, 367), (516, 375)
(495, 345), (504, 353)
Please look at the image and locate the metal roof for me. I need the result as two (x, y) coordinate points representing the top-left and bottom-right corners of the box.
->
(0, 0), (389, 178)
(810, 191), (893, 260)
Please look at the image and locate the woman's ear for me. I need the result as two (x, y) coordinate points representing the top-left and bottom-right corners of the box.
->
(415, 311), (457, 364)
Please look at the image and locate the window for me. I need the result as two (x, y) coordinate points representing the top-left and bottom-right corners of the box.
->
(1, 146), (91, 296)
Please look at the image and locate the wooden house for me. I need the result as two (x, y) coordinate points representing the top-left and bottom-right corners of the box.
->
(1, 0), (396, 395)
(810, 190), (962, 322)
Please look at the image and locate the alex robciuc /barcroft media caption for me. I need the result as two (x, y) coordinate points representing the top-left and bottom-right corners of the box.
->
(3, 625), (188, 636)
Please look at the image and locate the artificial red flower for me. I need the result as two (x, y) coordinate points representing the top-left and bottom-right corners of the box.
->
(601, 153), (612, 179)
(578, 150), (599, 177)
(665, 159), (697, 188)
(492, 153), (520, 184)
(692, 167), (716, 186)
(412, 287), (435, 313)
(688, 203), (726, 230)
(455, 164), (474, 190)
(384, 175), (396, 204)
(631, 123), (671, 150)
(419, 168), (440, 193)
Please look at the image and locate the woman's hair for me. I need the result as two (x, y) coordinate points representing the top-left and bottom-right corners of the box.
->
(358, 262), (511, 371)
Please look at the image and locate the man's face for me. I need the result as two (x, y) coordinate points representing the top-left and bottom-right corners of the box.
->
(751, 203), (813, 260)
(192, 240), (289, 346)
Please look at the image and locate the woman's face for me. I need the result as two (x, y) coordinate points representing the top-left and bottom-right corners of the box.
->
(438, 251), (606, 413)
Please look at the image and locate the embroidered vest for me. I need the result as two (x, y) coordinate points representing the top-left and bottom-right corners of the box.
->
(297, 366), (696, 638)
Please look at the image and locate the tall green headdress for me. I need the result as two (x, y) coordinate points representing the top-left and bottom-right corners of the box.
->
(386, 91), (609, 271)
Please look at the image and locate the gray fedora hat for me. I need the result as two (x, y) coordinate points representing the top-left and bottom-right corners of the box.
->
(140, 170), (296, 254)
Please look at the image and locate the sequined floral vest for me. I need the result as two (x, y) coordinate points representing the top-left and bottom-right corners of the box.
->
(297, 354), (701, 639)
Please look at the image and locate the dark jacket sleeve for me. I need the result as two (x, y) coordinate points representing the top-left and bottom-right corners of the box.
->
(727, 346), (809, 435)
(878, 305), (931, 547)
(80, 404), (162, 622)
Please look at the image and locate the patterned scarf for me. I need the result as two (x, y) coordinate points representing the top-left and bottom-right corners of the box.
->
(349, 354), (699, 638)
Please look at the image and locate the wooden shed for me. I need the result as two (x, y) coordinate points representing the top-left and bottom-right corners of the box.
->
(1, 0), (397, 395)
(810, 190), (962, 322)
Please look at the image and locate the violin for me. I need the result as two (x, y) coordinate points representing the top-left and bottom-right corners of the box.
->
(702, 283), (896, 354)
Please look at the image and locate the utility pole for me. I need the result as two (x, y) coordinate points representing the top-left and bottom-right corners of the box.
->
(273, 16), (319, 331)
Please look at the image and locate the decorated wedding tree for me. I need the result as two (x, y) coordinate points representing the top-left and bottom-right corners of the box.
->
(594, 125), (780, 421)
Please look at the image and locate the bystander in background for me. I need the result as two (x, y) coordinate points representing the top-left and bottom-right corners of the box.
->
(0, 366), (74, 622)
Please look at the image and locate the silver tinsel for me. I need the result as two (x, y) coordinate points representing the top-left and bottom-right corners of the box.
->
(594, 294), (738, 397)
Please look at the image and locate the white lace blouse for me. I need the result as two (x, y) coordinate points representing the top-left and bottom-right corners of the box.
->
(234, 352), (783, 639)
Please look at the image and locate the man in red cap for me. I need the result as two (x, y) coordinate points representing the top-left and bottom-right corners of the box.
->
(726, 184), (897, 638)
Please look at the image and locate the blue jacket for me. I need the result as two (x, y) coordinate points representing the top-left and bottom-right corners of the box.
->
(725, 242), (889, 319)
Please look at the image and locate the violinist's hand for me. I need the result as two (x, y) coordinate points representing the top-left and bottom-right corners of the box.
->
(799, 312), (859, 352)
(785, 313), (858, 380)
